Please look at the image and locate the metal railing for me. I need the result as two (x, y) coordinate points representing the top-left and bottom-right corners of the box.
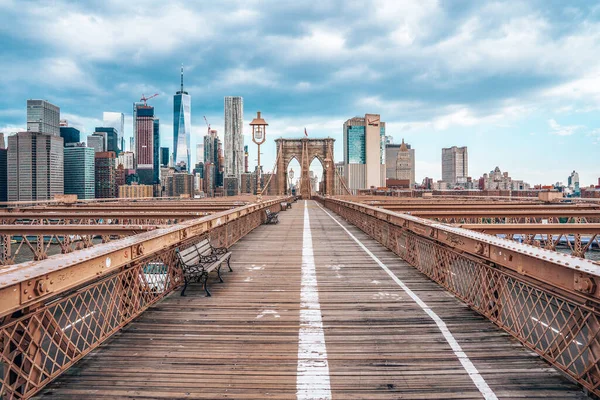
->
(0, 197), (289, 399)
(319, 196), (600, 397)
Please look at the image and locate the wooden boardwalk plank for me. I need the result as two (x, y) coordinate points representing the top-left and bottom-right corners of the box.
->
(34, 200), (590, 399)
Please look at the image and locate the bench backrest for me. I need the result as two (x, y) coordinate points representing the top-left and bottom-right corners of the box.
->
(177, 245), (200, 266)
(195, 238), (213, 257)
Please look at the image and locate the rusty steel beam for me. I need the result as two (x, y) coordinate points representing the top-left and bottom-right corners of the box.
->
(0, 211), (211, 221)
(16, 206), (240, 213)
(407, 210), (600, 219)
(457, 223), (600, 234)
(0, 224), (161, 235)
(379, 204), (600, 211)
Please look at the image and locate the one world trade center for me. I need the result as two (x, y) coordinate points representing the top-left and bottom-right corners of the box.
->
(173, 65), (191, 170)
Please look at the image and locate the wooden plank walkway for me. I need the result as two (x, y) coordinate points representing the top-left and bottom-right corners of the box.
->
(35, 200), (590, 399)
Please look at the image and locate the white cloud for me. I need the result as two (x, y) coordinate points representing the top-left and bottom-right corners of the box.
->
(61, 113), (103, 135)
(548, 118), (583, 136)
(19, 3), (214, 62)
(215, 67), (279, 89)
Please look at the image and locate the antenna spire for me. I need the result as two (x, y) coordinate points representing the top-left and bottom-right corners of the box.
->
(180, 64), (184, 92)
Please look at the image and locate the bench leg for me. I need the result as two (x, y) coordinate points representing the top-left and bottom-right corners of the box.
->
(227, 257), (233, 272)
(217, 265), (224, 283)
(180, 276), (189, 297)
(202, 272), (211, 297)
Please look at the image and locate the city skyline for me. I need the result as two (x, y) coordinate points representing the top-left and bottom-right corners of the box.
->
(0, 1), (599, 185)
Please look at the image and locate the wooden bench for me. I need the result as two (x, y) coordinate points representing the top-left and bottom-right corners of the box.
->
(176, 238), (232, 296)
(265, 208), (279, 224)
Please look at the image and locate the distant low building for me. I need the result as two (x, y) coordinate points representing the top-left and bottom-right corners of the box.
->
(479, 167), (530, 190)
(165, 172), (194, 197)
(119, 184), (153, 198)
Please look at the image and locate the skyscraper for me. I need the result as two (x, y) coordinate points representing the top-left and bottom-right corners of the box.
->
(132, 101), (143, 155)
(442, 146), (468, 185)
(8, 132), (64, 201)
(224, 96), (244, 183)
(87, 133), (105, 153)
(568, 170), (580, 195)
(95, 151), (117, 198)
(26, 100), (60, 136)
(135, 104), (155, 185)
(342, 114), (385, 191)
(103, 112), (125, 151)
(60, 126), (80, 146)
(386, 140), (415, 186)
(160, 147), (169, 167)
(0, 148), (6, 202)
(173, 66), (191, 170)
(153, 119), (160, 184)
(196, 143), (204, 164)
(64, 145), (95, 199)
(95, 127), (119, 154)
(203, 129), (219, 196)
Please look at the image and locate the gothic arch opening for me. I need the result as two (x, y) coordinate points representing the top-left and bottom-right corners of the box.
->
(275, 138), (335, 199)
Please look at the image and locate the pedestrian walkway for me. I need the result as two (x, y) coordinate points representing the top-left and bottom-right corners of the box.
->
(35, 201), (589, 399)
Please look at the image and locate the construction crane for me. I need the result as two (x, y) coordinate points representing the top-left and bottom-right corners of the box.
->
(203, 116), (210, 134)
(140, 93), (159, 106)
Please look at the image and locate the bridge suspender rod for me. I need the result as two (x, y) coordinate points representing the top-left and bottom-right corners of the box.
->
(329, 146), (351, 195)
(259, 144), (281, 196)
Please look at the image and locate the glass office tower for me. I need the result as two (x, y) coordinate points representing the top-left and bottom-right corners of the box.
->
(173, 66), (191, 171)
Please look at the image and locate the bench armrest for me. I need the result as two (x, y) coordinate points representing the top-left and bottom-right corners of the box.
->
(212, 247), (228, 255)
(199, 255), (218, 264)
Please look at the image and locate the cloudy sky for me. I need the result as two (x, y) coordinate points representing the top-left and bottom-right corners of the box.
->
(0, 0), (599, 185)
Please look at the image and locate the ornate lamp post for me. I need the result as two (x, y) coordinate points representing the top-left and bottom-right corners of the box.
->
(250, 111), (268, 201)
(288, 168), (295, 195)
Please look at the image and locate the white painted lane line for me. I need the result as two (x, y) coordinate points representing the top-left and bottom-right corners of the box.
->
(297, 201), (332, 400)
(316, 202), (498, 400)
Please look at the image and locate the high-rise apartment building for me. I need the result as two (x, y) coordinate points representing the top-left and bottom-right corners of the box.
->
(95, 151), (117, 198)
(26, 100), (60, 136)
(441, 146), (468, 184)
(132, 101), (143, 155)
(135, 105), (155, 184)
(103, 112), (125, 151)
(385, 139), (415, 186)
(343, 114), (385, 191)
(8, 132), (64, 201)
(0, 133), (5, 149)
(224, 96), (244, 182)
(60, 126), (80, 146)
(95, 127), (119, 154)
(64, 145), (95, 199)
(153, 119), (160, 184)
(173, 66), (191, 170)
(204, 129), (218, 164)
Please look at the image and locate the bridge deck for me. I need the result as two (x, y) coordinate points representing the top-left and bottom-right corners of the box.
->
(36, 201), (589, 399)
